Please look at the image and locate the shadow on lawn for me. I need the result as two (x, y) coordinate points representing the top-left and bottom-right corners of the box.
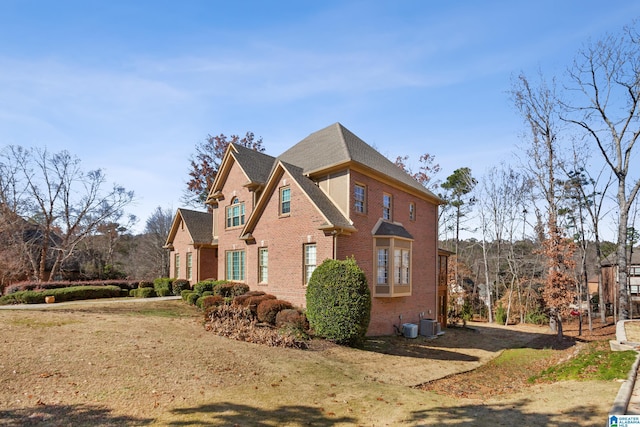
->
(409, 398), (602, 426)
(0, 404), (153, 426)
(168, 402), (356, 426)
(363, 322), (578, 360)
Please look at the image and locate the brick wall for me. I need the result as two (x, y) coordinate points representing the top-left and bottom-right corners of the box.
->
(214, 161), (440, 336)
(337, 169), (439, 336)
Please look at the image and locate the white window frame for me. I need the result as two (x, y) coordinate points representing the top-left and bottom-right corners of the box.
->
(354, 183), (366, 214)
(225, 250), (245, 281)
(280, 187), (291, 216)
(383, 193), (392, 220)
(226, 197), (245, 228)
(258, 247), (268, 284)
(304, 243), (317, 285)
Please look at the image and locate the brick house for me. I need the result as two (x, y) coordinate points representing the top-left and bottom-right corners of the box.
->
(213, 123), (444, 335)
(165, 208), (217, 283)
(169, 123), (445, 335)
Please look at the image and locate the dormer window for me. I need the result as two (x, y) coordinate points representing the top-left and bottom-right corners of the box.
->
(226, 197), (245, 228)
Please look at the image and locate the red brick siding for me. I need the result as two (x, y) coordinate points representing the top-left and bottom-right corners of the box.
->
(215, 161), (258, 282)
(213, 161), (439, 336)
(337, 169), (439, 336)
(169, 219), (191, 280)
(246, 169), (334, 307)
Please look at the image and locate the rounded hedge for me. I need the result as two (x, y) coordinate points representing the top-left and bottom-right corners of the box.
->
(305, 258), (371, 347)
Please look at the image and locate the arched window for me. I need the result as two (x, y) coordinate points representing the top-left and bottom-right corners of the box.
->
(226, 197), (245, 228)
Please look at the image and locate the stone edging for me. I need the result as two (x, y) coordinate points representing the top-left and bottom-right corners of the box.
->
(610, 320), (640, 415)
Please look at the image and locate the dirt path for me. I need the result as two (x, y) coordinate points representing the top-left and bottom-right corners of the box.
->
(0, 300), (620, 426)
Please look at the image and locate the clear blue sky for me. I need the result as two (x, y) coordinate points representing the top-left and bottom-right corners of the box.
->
(1, 1), (638, 233)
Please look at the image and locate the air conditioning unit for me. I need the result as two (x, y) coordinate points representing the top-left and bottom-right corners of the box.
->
(402, 323), (418, 339)
(420, 319), (437, 337)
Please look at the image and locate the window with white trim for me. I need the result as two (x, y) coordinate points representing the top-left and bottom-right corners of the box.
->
(383, 193), (392, 220)
(377, 248), (389, 285)
(225, 250), (245, 281)
(226, 197), (245, 228)
(354, 183), (366, 214)
(186, 252), (193, 280)
(280, 187), (291, 215)
(258, 247), (268, 284)
(409, 202), (415, 221)
(174, 253), (180, 278)
(304, 243), (317, 285)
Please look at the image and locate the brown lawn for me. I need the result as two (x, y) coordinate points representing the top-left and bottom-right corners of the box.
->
(0, 299), (621, 426)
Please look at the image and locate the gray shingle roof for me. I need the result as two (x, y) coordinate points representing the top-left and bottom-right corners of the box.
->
(177, 208), (213, 244)
(278, 122), (440, 200)
(601, 249), (640, 267)
(373, 220), (414, 239)
(230, 143), (276, 185)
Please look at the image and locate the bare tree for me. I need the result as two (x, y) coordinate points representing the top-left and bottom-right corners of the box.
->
(478, 164), (531, 323)
(562, 24), (640, 320)
(143, 206), (173, 278)
(512, 73), (576, 340)
(2, 146), (135, 282)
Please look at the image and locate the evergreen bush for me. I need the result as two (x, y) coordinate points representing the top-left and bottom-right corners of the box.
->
(172, 279), (190, 295)
(187, 292), (200, 306)
(305, 258), (371, 347)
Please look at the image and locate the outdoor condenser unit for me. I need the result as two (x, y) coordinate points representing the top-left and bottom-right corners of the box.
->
(420, 319), (437, 337)
(402, 323), (418, 339)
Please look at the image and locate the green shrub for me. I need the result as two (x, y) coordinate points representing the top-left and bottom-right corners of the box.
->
(525, 310), (548, 325)
(231, 283), (250, 297)
(0, 286), (123, 305)
(257, 299), (293, 325)
(305, 258), (371, 347)
(172, 279), (190, 295)
(139, 281), (154, 289)
(21, 290), (46, 304)
(187, 292), (200, 306)
(194, 280), (216, 295)
(132, 287), (156, 298)
(181, 290), (194, 301)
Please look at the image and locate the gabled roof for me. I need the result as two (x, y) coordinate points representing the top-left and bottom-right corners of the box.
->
(241, 160), (356, 239)
(231, 143), (275, 185)
(165, 208), (214, 247)
(278, 122), (442, 203)
(207, 143), (276, 203)
(601, 249), (640, 267)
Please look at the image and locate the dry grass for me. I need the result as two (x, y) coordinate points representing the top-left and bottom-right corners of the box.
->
(0, 300), (622, 426)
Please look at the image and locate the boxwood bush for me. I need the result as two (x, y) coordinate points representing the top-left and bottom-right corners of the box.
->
(305, 258), (371, 347)
(131, 287), (156, 298)
(172, 279), (190, 295)
(0, 285), (123, 305)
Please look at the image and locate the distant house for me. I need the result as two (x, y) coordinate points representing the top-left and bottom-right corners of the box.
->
(164, 208), (217, 283)
(600, 249), (640, 314)
(167, 123), (445, 335)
